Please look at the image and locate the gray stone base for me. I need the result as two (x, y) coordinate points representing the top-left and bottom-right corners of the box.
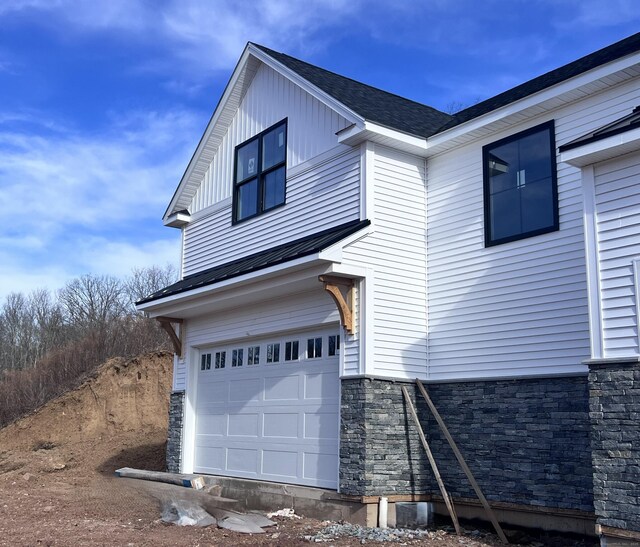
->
(167, 391), (185, 473)
(589, 360), (640, 535)
(340, 376), (593, 512)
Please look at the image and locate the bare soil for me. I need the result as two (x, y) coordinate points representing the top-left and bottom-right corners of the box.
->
(0, 352), (590, 546)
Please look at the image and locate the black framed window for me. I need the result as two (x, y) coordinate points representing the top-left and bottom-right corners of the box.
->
(483, 120), (558, 246)
(233, 119), (287, 223)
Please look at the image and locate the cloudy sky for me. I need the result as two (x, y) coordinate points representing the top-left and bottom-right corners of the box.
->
(0, 0), (638, 300)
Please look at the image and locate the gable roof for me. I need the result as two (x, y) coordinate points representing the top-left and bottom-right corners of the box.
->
(251, 44), (453, 138)
(138, 219), (370, 305)
(438, 32), (640, 133)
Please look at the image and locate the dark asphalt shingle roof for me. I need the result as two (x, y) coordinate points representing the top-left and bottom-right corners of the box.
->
(437, 32), (640, 134)
(137, 219), (370, 305)
(255, 33), (640, 138)
(252, 43), (453, 138)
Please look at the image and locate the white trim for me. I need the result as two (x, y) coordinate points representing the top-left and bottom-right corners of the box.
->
(181, 345), (199, 474)
(362, 269), (375, 376)
(164, 211), (191, 228)
(559, 126), (640, 167)
(428, 52), (640, 151)
(633, 258), (640, 357)
(581, 165), (604, 359)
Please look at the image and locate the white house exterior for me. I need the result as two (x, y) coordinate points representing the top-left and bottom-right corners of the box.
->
(138, 33), (640, 542)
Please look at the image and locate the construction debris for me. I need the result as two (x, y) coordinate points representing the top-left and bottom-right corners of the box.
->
(267, 507), (302, 519)
(115, 467), (205, 490)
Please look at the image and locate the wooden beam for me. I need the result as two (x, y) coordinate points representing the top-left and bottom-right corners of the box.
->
(401, 385), (461, 536)
(416, 379), (509, 544)
(156, 316), (183, 357)
(319, 275), (354, 333)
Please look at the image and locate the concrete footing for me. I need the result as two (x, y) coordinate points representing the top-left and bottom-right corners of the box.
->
(188, 475), (596, 535)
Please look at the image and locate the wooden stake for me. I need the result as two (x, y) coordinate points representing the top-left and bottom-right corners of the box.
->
(401, 385), (461, 535)
(416, 379), (509, 544)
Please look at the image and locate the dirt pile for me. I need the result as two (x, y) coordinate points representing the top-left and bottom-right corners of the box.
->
(0, 351), (172, 477)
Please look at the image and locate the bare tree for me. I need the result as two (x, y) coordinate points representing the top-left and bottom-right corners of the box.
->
(125, 264), (177, 311)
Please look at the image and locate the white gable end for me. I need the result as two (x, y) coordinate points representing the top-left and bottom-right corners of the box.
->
(187, 62), (353, 216)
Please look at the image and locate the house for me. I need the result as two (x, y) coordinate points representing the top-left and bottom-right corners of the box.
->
(137, 33), (640, 543)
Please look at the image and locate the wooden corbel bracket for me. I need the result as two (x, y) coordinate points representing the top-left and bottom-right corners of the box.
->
(319, 275), (354, 334)
(156, 316), (184, 357)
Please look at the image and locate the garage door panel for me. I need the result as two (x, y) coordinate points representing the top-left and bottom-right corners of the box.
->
(227, 447), (258, 473)
(304, 412), (339, 440)
(194, 328), (340, 488)
(263, 412), (299, 438)
(196, 413), (226, 436)
(304, 372), (339, 399)
(229, 378), (262, 402)
(227, 413), (259, 437)
(264, 375), (300, 400)
(262, 450), (298, 478)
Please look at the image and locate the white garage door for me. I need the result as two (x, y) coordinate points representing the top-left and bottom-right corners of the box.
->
(194, 328), (340, 489)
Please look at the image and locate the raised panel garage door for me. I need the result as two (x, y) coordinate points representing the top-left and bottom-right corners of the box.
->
(194, 328), (340, 489)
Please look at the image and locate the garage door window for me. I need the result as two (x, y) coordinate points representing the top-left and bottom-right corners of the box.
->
(247, 346), (260, 365)
(231, 348), (244, 367)
(267, 343), (280, 363)
(285, 340), (299, 361)
(328, 335), (340, 357)
(215, 351), (226, 369)
(200, 353), (212, 371)
(307, 337), (322, 359)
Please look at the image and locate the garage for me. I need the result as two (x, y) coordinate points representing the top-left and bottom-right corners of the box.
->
(193, 328), (340, 489)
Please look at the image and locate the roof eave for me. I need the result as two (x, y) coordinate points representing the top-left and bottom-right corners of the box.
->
(425, 49), (640, 154)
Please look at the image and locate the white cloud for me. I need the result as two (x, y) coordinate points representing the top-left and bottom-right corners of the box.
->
(0, 108), (199, 235)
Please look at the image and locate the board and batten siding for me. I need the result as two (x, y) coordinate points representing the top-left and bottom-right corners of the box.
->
(172, 290), (340, 391)
(595, 152), (640, 358)
(189, 62), (351, 215)
(425, 77), (640, 380)
(342, 145), (428, 379)
(183, 146), (361, 276)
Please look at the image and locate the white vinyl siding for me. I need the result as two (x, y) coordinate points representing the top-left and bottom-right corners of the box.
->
(342, 145), (428, 378)
(183, 146), (361, 276)
(595, 152), (640, 357)
(426, 78), (640, 380)
(189, 63), (351, 214)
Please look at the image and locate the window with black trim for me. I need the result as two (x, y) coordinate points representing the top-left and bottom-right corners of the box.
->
(483, 120), (558, 246)
(233, 119), (287, 223)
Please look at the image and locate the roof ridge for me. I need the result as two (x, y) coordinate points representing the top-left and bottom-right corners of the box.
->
(252, 43), (450, 117)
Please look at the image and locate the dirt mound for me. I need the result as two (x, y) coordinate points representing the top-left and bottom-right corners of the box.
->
(0, 351), (172, 477)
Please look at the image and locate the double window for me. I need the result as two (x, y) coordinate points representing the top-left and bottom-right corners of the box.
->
(483, 120), (558, 246)
(233, 119), (287, 223)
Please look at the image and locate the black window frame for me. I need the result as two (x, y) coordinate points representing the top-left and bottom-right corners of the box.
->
(482, 120), (559, 247)
(232, 119), (288, 224)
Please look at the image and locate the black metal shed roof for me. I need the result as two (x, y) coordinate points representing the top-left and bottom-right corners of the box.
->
(137, 219), (370, 305)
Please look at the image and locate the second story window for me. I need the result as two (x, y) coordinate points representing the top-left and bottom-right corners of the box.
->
(233, 119), (287, 223)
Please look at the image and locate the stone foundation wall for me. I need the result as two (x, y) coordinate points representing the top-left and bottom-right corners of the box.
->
(589, 360), (640, 533)
(340, 376), (593, 512)
(167, 390), (185, 473)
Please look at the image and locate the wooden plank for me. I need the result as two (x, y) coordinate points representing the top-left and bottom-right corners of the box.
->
(416, 380), (509, 544)
(115, 467), (205, 490)
(401, 385), (461, 535)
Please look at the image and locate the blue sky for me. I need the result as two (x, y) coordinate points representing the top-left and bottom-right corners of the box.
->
(0, 0), (638, 300)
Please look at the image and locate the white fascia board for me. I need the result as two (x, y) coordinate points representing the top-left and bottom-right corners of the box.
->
(137, 252), (327, 315)
(163, 46), (256, 221)
(317, 224), (372, 262)
(338, 121), (428, 155)
(559, 126), (640, 167)
(248, 44), (364, 128)
(163, 211), (191, 228)
(427, 52), (640, 151)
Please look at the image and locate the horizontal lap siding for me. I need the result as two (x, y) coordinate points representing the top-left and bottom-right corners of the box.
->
(595, 152), (640, 357)
(423, 82), (640, 380)
(190, 63), (351, 214)
(343, 146), (428, 378)
(183, 147), (361, 276)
